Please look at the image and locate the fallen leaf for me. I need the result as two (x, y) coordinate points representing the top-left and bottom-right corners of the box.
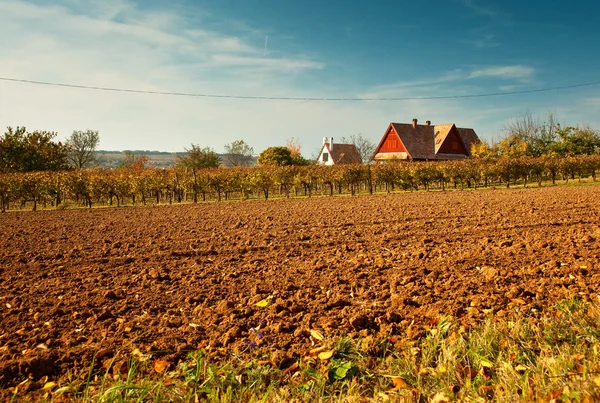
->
(282, 362), (299, 375)
(153, 359), (169, 374)
(571, 353), (585, 361)
(593, 376), (600, 388)
(480, 359), (494, 368)
(511, 298), (526, 305)
(310, 330), (324, 341)
(389, 376), (409, 390)
(515, 364), (528, 373)
(43, 382), (56, 390)
(318, 350), (334, 360)
(255, 299), (269, 308)
(309, 346), (327, 356)
(418, 367), (430, 375)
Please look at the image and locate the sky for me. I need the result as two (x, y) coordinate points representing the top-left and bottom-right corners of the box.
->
(1, 0), (599, 155)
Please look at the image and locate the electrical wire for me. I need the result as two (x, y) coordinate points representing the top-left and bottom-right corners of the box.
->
(1, 76), (599, 101)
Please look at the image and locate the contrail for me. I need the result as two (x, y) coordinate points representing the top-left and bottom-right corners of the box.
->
(264, 35), (268, 55)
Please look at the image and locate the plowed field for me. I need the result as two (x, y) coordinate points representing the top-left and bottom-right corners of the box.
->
(1, 186), (599, 394)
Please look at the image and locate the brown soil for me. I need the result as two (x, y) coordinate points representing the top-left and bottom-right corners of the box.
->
(1, 186), (599, 395)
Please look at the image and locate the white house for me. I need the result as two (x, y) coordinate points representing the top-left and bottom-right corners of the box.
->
(317, 137), (362, 165)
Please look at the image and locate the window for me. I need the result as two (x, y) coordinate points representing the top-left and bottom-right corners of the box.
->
(322, 152), (329, 162)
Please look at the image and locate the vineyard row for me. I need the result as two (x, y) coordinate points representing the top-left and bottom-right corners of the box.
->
(1, 154), (599, 211)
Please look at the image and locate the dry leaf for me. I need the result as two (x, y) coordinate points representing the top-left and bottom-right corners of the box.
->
(255, 299), (269, 308)
(43, 382), (56, 390)
(309, 346), (327, 356)
(389, 376), (409, 390)
(418, 367), (430, 375)
(593, 376), (600, 388)
(153, 359), (169, 374)
(515, 364), (528, 373)
(511, 298), (526, 305)
(318, 350), (334, 360)
(310, 330), (324, 341)
(570, 353), (585, 361)
(282, 362), (299, 375)
(480, 359), (494, 368)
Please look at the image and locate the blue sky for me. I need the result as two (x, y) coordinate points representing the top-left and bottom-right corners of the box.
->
(1, 0), (599, 155)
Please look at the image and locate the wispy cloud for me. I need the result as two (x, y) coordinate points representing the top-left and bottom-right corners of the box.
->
(469, 65), (535, 81)
(461, 0), (512, 26)
(465, 33), (500, 49)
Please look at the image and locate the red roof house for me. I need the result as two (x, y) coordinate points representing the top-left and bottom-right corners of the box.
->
(372, 119), (480, 162)
(317, 137), (363, 165)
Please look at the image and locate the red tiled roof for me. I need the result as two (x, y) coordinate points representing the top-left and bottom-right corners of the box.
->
(374, 123), (480, 160)
(321, 143), (362, 164)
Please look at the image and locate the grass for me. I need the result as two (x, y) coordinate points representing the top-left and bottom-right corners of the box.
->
(12, 297), (600, 402)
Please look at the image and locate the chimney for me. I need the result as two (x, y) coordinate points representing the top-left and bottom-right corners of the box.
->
(412, 118), (418, 128)
(426, 120), (431, 126)
(330, 137), (333, 150)
(323, 137), (328, 145)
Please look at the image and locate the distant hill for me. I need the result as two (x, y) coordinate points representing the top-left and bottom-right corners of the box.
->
(95, 150), (257, 168)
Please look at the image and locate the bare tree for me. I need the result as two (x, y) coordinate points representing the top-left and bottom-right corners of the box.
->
(504, 111), (558, 157)
(66, 130), (100, 169)
(223, 140), (254, 166)
(338, 133), (377, 163)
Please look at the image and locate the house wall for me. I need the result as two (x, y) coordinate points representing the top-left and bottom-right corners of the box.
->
(378, 130), (407, 153)
(317, 147), (335, 166)
(437, 127), (468, 155)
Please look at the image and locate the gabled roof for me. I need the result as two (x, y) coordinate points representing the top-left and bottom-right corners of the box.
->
(319, 143), (362, 164)
(374, 122), (480, 160)
(433, 124), (455, 154)
(456, 128), (479, 154)
(390, 123), (435, 159)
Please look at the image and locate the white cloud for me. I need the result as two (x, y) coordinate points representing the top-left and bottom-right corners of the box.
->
(469, 65), (535, 80)
(466, 33), (500, 49)
(0, 0), (596, 154)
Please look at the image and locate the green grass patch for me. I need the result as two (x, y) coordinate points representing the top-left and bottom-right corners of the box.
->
(14, 298), (600, 402)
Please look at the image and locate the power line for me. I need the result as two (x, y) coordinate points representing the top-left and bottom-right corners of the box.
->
(1, 75), (599, 101)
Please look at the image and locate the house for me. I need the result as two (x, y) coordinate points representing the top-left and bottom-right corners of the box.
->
(372, 119), (480, 162)
(317, 137), (363, 165)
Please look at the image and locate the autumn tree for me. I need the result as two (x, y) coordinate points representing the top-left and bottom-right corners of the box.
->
(504, 111), (558, 157)
(0, 127), (70, 172)
(66, 129), (100, 169)
(257, 146), (293, 166)
(497, 134), (529, 158)
(470, 141), (498, 159)
(551, 124), (600, 155)
(223, 140), (254, 166)
(177, 144), (220, 169)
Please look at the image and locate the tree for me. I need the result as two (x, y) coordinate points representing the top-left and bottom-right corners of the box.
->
(0, 126), (70, 172)
(470, 141), (498, 159)
(257, 146), (293, 166)
(338, 133), (376, 163)
(66, 130), (100, 169)
(504, 111), (558, 157)
(551, 124), (600, 155)
(286, 137), (302, 158)
(177, 144), (220, 169)
(497, 134), (529, 158)
(223, 140), (254, 166)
